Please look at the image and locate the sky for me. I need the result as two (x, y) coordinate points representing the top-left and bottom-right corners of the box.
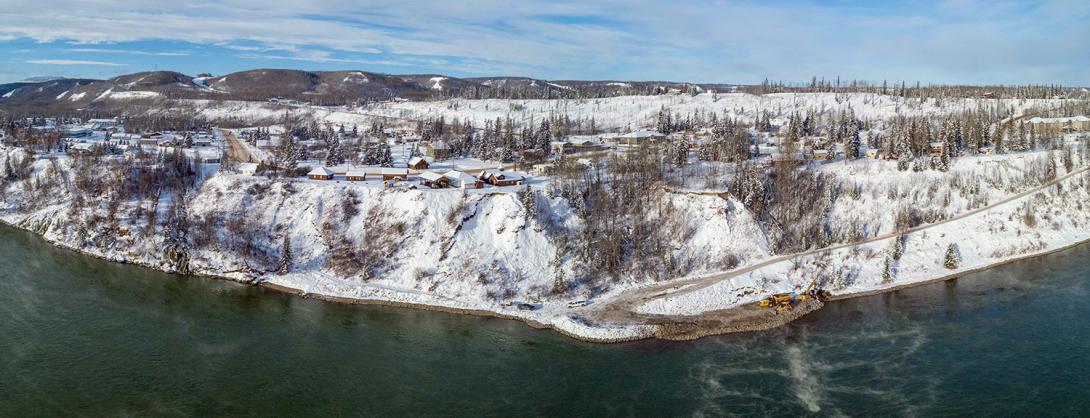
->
(0, 0), (1087, 86)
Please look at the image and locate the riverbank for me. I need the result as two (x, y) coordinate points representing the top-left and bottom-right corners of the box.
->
(5, 209), (1090, 344)
(3, 142), (1090, 343)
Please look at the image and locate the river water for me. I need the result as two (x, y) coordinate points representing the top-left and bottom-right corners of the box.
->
(1, 224), (1088, 416)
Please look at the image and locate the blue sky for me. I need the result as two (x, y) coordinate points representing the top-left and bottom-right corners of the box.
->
(0, 0), (1087, 85)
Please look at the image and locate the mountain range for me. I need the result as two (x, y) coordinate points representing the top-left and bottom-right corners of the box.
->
(0, 69), (736, 114)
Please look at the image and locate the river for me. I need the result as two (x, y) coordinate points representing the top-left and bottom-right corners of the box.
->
(1, 224), (1088, 416)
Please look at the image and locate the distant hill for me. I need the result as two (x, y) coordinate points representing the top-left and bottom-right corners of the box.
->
(0, 68), (737, 114)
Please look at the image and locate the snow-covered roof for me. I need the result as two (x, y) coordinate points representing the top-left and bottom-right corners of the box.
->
(483, 170), (525, 181)
(346, 168), (368, 177)
(408, 156), (426, 165)
(443, 170), (477, 184)
(429, 140), (449, 149)
(308, 166), (334, 176)
(620, 129), (664, 139)
(418, 171), (444, 181)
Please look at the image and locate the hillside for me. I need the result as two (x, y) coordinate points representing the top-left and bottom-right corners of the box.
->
(0, 69), (737, 114)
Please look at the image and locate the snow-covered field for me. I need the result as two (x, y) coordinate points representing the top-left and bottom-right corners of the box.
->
(155, 92), (1069, 132)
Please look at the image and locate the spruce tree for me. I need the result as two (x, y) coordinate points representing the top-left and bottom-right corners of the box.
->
(521, 185), (536, 220)
(278, 235), (292, 274)
(944, 243), (960, 269)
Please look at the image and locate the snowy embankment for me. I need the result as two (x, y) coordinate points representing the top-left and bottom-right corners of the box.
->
(2, 144), (1089, 342)
(636, 156), (1090, 318)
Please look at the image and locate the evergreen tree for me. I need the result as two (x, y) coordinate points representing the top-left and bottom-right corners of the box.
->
(278, 235), (293, 274)
(846, 121), (861, 159)
(944, 243), (960, 269)
(521, 185), (536, 221)
(326, 137), (345, 167)
(552, 246), (565, 294)
(895, 128), (912, 171)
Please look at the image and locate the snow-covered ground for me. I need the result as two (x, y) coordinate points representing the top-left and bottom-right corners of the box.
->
(2, 139), (1089, 341)
(149, 92), (1071, 133)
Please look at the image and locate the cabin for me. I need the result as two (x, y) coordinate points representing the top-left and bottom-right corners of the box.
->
(380, 167), (409, 181)
(407, 156), (430, 170)
(308, 166), (335, 180)
(346, 168), (367, 181)
(418, 171), (448, 188)
(862, 148), (880, 159)
(481, 170), (525, 187)
(929, 142), (944, 157)
(443, 170), (483, 189)
(811, 149), (830, 162)
(979, 146), (995, 155)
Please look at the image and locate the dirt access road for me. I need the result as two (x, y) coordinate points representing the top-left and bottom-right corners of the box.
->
(577, 160), (1090, 340)
(218, 128), (260, 164)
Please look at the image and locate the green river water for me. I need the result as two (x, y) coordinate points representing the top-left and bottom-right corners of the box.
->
(1, 224), (1088, 416)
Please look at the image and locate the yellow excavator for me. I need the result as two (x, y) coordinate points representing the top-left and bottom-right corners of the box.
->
(757, 281), (820, 311)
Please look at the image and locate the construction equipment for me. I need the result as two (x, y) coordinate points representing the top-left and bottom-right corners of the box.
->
(756, 280), (822, 311)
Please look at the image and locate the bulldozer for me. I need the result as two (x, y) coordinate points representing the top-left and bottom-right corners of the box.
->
(757, 281), (821, 311)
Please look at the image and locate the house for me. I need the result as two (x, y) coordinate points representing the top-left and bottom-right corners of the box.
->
(862, 148), (880, 159)
(307, 166), (334, 180)
(346, 168), (367, 181)
(532, 163), (556, 174)
(407, 156), (430, 170)
(615, 129), (665, 146)
(979, 146), (995, 155)
(425, 140), (451, 159)
(380, 167), (409, 181)
(481, 170), (525, 186)
(811, 149), (830, 161)
(418, 171), (448, 188)
(550, 141), (573, 155)
(443, 170), (483, 189)
(929, 142), (944, 157)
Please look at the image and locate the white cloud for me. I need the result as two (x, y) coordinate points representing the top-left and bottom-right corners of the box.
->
(0, 0), (1085, 84)
(26, 59), (125, 66)
(67, 48), (190, 56)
